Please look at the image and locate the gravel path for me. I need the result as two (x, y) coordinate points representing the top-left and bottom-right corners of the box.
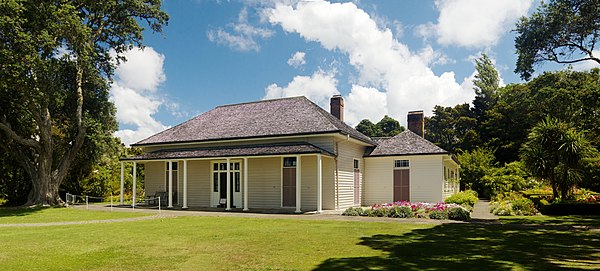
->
(471, 199), (499, 223)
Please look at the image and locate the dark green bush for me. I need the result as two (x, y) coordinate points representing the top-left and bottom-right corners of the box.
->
(448, 206), (471, 221)
(428, 210), (449, 220)
(389, 206), (413, 218)
(540, 203), (600, 215)
(444, 190), (478, 207)
(372, 207), (389, 217)
(342, 207), (361, 216)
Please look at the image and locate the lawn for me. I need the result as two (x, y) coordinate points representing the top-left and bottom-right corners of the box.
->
(0, 207), (149, 224)
(0, 209), (598, 270)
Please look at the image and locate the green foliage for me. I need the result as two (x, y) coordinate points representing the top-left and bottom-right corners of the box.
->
(521, 117), (598, 199)
(0, 0), (168, 205)
(472, 54), (499, 132)
(490, 193), (538, 216)
(485, 69), (600, 163)
(580, 157), (600, 192)
(482, 161), (534, 198)
(514, 0), (600, 80)
(444, 190), (479, 208)
(428, 210), (449, 220)
(389, 206), (413, 218)
(342, 207), (361, 216)
(425, 104), (479, 153)
(355, 115), (404, 137)
(447, 207), (471, 221)
(457, 147), (496, 196)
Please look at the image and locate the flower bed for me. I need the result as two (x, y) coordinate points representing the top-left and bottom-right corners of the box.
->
(342, 201), (470, 221)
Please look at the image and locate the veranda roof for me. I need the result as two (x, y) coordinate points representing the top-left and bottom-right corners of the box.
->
(121, 142), (335, 161)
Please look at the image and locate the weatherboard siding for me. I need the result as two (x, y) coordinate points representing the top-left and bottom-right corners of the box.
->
(364, 155), (445, 204)
(247, 157), (281, 209)
(322, 157), (335, 210)
(187, 160), (211, 207)
(363, 157), (394, 206)
(144, 161), (165, 197)
(336, 140), (365, 209)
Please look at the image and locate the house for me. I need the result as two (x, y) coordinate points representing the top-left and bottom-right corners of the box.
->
(119, 95), (459, 212)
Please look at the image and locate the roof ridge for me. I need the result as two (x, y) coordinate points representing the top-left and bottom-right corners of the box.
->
(216, 96), (307, 108)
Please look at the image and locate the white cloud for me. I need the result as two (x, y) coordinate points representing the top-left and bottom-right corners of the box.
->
(419, 0), (533, 48)
(267, 0), (475, 126)
(572, 50), (600, 71)
(110, 47), (170, 146)
(345, 85), (387, 125)
(263, 70), (339, 108)
(287, 51), (306, 68)
(207, 7), (274, 52)
(114, 47), (166, 92)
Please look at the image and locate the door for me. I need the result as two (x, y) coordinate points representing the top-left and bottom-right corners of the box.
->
(211, 161), (242, 207)
(282, 167), (296, 207)
(393, 169), (410, 202)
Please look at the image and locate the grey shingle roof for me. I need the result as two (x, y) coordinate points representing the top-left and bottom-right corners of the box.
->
(122, 142), (335, 161)
(366, 130), (449, 156)
(133, 96), (375, 146)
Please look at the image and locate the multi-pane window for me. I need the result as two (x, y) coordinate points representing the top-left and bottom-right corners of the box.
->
(353, 159), (359, 169)
(394, 160), (409, 168)
(283, 157), (297, 167)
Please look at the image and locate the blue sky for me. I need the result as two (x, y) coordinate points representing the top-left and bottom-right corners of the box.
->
(109, 0), (598, 145)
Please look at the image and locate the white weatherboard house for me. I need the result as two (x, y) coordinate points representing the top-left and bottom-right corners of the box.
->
(120, 96), (459, 212)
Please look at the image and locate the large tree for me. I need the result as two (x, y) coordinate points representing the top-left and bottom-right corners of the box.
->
(0, 1), (168, 206)
(515, 0), (600, 80)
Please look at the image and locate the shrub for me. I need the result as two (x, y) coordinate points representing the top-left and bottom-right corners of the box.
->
(389, 206), (413, 218)
(448, 206), (471, 221)
(372, 206), (389, 217)
(490, 193), (538, 216)
(444, 190), (478, 207)
(429, 210), (449, 220)
(540, 202), (600, 215)
(342, 207), (361, 216)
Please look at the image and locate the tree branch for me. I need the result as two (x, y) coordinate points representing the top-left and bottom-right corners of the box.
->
(0, 120), (41, 150)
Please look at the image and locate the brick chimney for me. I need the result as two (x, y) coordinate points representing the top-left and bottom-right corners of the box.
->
(330, 95), (344, 121)
(407, 110), (424, 137)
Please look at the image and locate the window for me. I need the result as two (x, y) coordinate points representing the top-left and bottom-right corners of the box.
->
(234, 172), (240, 192)
(394, 160), (409, 168)
(353, 159), (359, 169)
(283, 157), (297, 167)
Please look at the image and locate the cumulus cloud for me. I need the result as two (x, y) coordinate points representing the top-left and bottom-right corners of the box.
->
(267, 0), (475, 126)
(207, 7), (274, 52)
(287, 51), (306, 68)
(263, 70), (339, 108)
(418, 0), (533, 48)
(345, 85), (388, 125)
(110, 47), (170, 146)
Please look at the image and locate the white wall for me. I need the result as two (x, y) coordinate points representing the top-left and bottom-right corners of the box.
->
(364, 155), (446, 204)
(335, 140), (366, 209)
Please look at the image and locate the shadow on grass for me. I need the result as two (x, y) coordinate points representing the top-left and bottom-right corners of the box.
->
(500, 216), (600, 227)
(314, 223), (600, 270)
(0, 207), (47, 218)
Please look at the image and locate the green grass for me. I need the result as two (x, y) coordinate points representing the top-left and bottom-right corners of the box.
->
(0, 207), (149, 224)
(500, 215), (600, 227)
(0, 209), (598, 270)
